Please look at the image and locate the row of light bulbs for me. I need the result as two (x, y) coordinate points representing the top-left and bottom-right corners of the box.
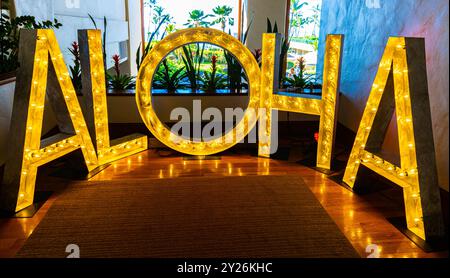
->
(342, 37), (425, 239)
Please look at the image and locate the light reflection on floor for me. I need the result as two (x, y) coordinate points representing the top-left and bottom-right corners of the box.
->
(0, 150), (447, 258)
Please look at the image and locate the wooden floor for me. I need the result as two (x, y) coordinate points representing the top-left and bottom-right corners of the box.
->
(0, 149), (447, 258)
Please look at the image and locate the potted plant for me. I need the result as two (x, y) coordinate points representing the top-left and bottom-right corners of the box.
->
(107, 54), (136, 93)
(283, 57), (312, 93)
(181, 44), (204, 93)
(200, 55), (227, 93)
(223, 24), (252, 94)
(153, 60), (186, 94)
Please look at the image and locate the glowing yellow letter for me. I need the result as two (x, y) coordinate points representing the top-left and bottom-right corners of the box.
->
(343, 37), (444, 241)
(78, 30), (147, 165)
(136, 28), (261, 156)
(259, 34), (343, 170)
(0, 30), (98, 212)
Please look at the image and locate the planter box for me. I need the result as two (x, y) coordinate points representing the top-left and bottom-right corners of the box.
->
(105, 92), (321, 124)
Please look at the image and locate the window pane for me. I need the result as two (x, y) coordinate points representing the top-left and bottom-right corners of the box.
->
(286, 0), (322, 80)
(151, 43), (249, 95)
(143, 0), (241, 40)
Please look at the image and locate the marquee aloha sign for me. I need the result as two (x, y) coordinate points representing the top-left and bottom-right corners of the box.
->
(0, 28), (444, 242)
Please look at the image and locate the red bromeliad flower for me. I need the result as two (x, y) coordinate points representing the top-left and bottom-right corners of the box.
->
(71, 42), (79, 53)
(112, 54), (121, 76)
(297, 56), (306, 71)
(70, 42), (80, 62)
(211, 55), (217, 73)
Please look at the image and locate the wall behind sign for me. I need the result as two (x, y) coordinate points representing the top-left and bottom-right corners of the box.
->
(14, 0), (130, 70)
(317, 0), (449, 191)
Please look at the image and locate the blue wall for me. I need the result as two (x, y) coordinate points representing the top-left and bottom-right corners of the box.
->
(317, 0), (449, 190)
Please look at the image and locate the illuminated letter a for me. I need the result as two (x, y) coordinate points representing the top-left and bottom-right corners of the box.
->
(0, 30), (98, 213)
(343, 37), (444, 241)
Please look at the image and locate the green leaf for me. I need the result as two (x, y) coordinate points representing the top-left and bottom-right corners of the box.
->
(88, 14), (98, 29)
(267, 18), (272, 33)
(136, 44), (141, 71)
(242, 17), (253, 44)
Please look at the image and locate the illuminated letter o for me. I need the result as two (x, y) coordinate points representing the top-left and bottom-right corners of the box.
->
(136, 28), (261, 155)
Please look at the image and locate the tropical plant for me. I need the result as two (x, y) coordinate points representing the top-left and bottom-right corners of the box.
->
(284, 73), (311, 91)
(267, 18), (290, 61)
(289, 0), (311, 37)
(310, 4), (321, 37)
(153, 60), (186, 93)
(181, 44), (206, 93)
(267, 18), (290, 86)
(88, 14), (107, 72)
(144, 0), (158, 36)
(267, 18), (279, 33)
(136, 15), (169, 71)
(212, 5), (234, 32)
(283, 57), (311, 91)
(200, 55), (227, 92)
(224, 50), (247, 94)
(68, 42), (82, 90)
(151, 6), (171, 38)
(107, 54), (135, 90)
(165, 23), (176, 34)
(0, 12), (62, 75)
(223, 19), (253, 93)
(181, 9), (214, 92)
(184, 10), (213, 28)
(152, 6), (165, 25)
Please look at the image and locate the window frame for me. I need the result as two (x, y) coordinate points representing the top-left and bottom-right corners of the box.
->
(284, 0), (291, 39)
